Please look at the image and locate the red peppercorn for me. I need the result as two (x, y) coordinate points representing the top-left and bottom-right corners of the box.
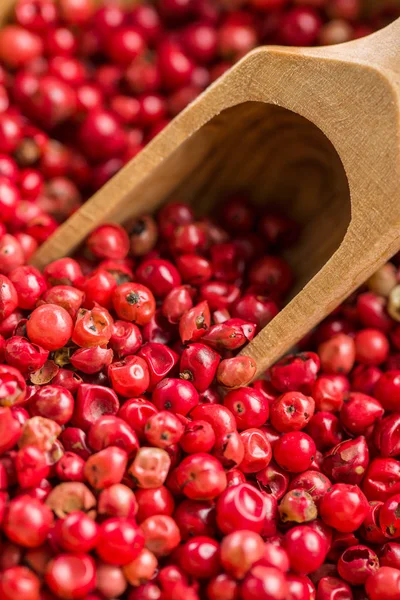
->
(140, 514), (181, 557)
(112, 282), (156, 325)
(207, 573), (239, 600)
(180, 420), (216, 454)
(178, 536), (220, 579)
(316, 575), (354, 600)
(374, 370), (400, 411)
(270, 352), (320, 393)
(320, 483), (369, 532)
(239, 428), (272, 473)
(145, 411), (184, 449)
(0, 566), (41, 600)
(15, 445), (50, 489)
(26, 304), (73, 351)
(108, 355), (150, 397)
(176, 453), (227, 501)
(274, 431), (316, 473)
(96, 517), (145, 565)
(307, 411), (343, 451)
(46, 553), (96, 599)
(241, 565), (289, 600)
(216, 483), (267, 534)
(365, 566), (400, 600)
(129, 446), (171, 489)
(380, 542), (400, 569)
(88, 415), (139, 455)
(56, 510), (99, 553)
(224, 387), (269, 430)
(153, 377), (199, 415)
(137, 341), (179, 391)
(340, 391), (383, 435)
(0, 365), (26, 407)
(73, 383), (119, 431)
(270, 391), (315, 432)
(3, 495), (53, 548)
(179, 343), (220, 392)
(322, 436), (369, 485)
(84, 446), (128, 490)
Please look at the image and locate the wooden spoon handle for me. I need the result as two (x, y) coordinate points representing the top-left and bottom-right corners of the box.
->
(305, 16), (400, 73)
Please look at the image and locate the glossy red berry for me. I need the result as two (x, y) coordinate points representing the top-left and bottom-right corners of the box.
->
(72, 305), (113, 348)
(256, 462), (290, 501)
(112, 282), (156, 325)
(180, 419), (216, 454)
(337, 544), (379, 585)
(88, 415), (139, 455)
(179, 343), (220, 392)
(46, 553), (96, 599)
(145, 411), (184, 449)
(365, 566), (400, 600)
(241, 565), (289, 600)
(322, 436), (369, 485)
(374, 371), (400, 411)
(240, 428), (272, 473)
(140, 514), (181, 557)
(179, 300), (210, 344)
(129, 447), (171, 489)
(98, 483), (138, 520)
(153, 378), (199, 415)
(73, 383), (119, 431)
(279, 489), (318, 524)
(179, 536), (220, 579)
(270, 391), (315, 432)
(176, 453), (227, 501)
(96, 517), (145, 565)
(224, 387), (269, 430)
(84, 446), (128, 490)
(284, 525), (327, 574)
(270, 352), (320, 393)
(0, 566), (41, 600)
(340, 392), (383, 435)
(217, 356), (257, 389)
(26, 304), (73, 351)
(274, 431), (316, 473)
(220, 530), (265, 580)
(56, 510), (99, 553)
(108, 355), (150, 397)
(0, 275), (18, 320)
(15, 445), (49, 489)
(320, 483), (369, 532)
(318, 333), (356, 374)
(216, 483), (268, 534)
(3, 495), (53, 548)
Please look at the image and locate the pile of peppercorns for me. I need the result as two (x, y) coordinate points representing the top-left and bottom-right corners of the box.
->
(1, 1), (400, 600)
(0, 0), (397, 268)
(2, 196), (400, 600)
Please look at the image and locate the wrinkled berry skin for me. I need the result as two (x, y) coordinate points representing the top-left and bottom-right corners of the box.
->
(223, 387), (269, 431)
(322, 436), (370, 485)
(179, 343), (220, 392)
(270, 352), (320, 394)
(175, 453), (227, 501)
(270, 391), (315, 433)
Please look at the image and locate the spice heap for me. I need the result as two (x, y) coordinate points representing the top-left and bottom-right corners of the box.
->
(0, 1), (400, 600)
(0, 195), (400, 600)
(0, 0), (397, 265)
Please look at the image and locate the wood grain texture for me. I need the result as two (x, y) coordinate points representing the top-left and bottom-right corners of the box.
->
(3, 2), (400, 377)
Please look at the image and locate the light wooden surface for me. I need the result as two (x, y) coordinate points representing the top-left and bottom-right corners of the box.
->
(2, 2), (400, 377)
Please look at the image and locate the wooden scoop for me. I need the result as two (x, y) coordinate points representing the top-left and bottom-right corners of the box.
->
(11, 12), (400, 377)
